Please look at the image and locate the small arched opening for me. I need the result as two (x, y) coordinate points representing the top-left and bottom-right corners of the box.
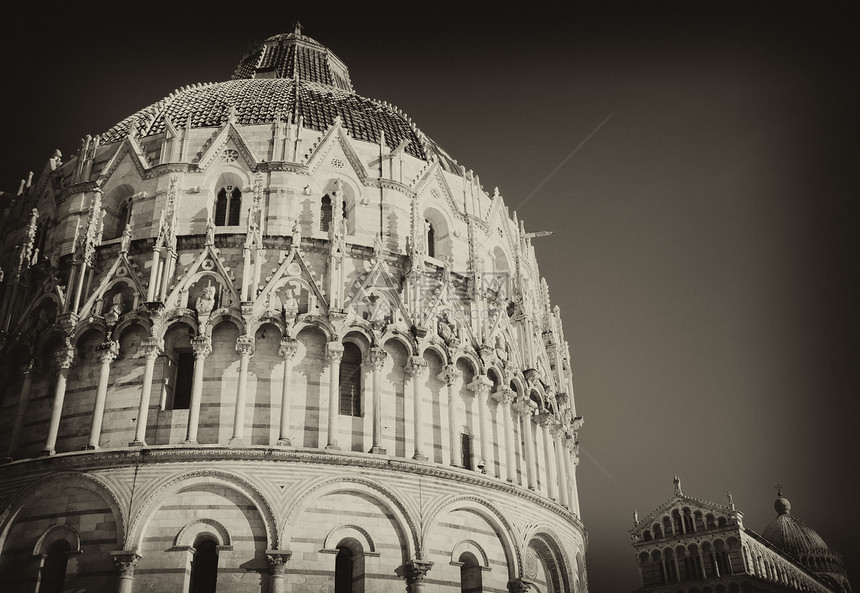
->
(334, 537), (365, 593)
(189, 535), (219, 593)
(459, 551), (483, 593)
(38, 539), (71, 593)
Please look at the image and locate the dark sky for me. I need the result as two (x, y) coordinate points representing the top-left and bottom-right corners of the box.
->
(2, 2), (858, 591)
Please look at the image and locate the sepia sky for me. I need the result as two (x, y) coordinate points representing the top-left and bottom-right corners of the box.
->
(2, 2), (858, 591)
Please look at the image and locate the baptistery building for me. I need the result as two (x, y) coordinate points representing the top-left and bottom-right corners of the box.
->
(629, 479), (851, 593)
(0, 26), (586, 593)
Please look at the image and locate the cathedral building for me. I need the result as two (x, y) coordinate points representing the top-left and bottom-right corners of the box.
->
(0, 26), (587, 593)
(630, 478), (851, 593)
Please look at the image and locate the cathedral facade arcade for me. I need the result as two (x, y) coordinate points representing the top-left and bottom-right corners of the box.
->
(0, 27), (587, 593)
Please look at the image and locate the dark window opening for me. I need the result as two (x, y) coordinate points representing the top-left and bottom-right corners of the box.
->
(115, 201), (130, 239)
(172, 350), (194, 410)
(426, 219), (435, 258)
(335, 546), (353, 593)
(339, 343), (362, 416)
(461, 433), (473, 470)
(189, 538), (218, 593)
(39, 539), (71, 593)
(215, 186), (241, 226)
(460, 552), (482, 593)
(320, 195), (333, 232)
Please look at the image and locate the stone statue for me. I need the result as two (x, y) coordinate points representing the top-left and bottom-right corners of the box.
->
(495, 334), (509, 362)
(438, 310), (458, 344)
(291, 219), (302, 249)
(108, 291), (125, 318)
(195, 284), (216, 316)
(205, 219), (215, 245)
(282, 288), (299, 319)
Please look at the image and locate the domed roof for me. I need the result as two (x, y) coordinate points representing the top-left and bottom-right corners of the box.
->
(761, 493), (838, 563)
(98, 25), (460, 173)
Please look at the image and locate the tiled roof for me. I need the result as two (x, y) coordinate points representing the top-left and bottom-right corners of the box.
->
(98, 78), (461, 172)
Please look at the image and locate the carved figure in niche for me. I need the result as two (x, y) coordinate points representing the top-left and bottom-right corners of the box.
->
(367, 292), (392, 325)
(291, 219), (302, 249)
(438, 310), (458, 345)
(205, 219), (215, 245)
(121, 225), (132, 251)
(282, 288), (299, 320)
(195, 283), (216, 316)
(106, 291), (125, 323)
(495, 334), (510, 363)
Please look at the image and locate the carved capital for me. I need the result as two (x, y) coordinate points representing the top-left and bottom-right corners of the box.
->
(55, 347), (75, 370)
(491, 388), (515, 405)
(367, 346), (387, 371)
(437, 364), (461, 385)
(111, 550), (142, 576)
(511, 398), (537, 418)
(555, 392), (569, 406)
(96, 340), (120, 364)
(535, 411), (555, 428)
(325, 341), (344, 363)
(467, 374), (493, 397)
(191, 336), (212, 359)
(279, 338), (298, 360)
(236, 335), (255, 357)
(266, 549), (292, 575)
(404, 356), (428, 378)
(404, 558), (434, 585)
(139, 336), (164, 359)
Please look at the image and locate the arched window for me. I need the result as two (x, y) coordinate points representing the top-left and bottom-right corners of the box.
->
(189, 537), (218, 593)
(320, 195), (333, 231)
(425, 219), (436, 258)
(459, 551), (482, 593)
(334, 539), (365, 593)
(339, 343), (362, 417)
(38, 539), (71, 593)
(116, 201), (131, 238)
(215, 186), (241, 226)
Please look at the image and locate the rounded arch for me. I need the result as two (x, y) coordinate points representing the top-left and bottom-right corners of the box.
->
(127, 470), (277, 552)
(340, 324), (374, 349)
(452, 539), (490, 568)
(526, 528), (573, 593)
(175, 518), (232, 547)
(422, 205), (453, 260)
(205, 310), (245, 337)
(0, 472), (125, 554)
(323, 524), (376, 553)
(283, 475), (417, 563)
(380, 329), (417, 356)
(205, 168), (250, 199)
(293, 320), (335, 342)
(453, 351), (482, 376)
(424, 495), (521, 579)
(418, 340), (448, 364)
(70, 319), (107, 347)
(33, 524), (82, 556)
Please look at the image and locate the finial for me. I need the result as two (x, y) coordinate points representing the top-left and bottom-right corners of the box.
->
(633, 509), (639, 526)
(294, 20), (302, 36)
(727, 491), (735, 509)
(673, 476), (683, 496)
(775, 483), (783, 498)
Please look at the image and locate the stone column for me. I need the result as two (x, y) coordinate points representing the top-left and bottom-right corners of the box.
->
(147, 249), (160, 300)
(468, 375), (493, 473)
(367, 346), (387, 454)
(229, 335), (255, 445)
(491, 388), (517, 482)
(266, 550), (292, 593)
(404, 356), (428, 461)
(42, 347), (75, 455)
(130, 337), (163, 446)
(324, 342), (344, 450)
(438, 365), (462, 466)
(276, 338), (298, 445)
(552, 425), (569, 508)
(184, 336), (212, 444)
(6, 359), (34, 459)
(512, 399), (538, 489)
(403, 558), (433, 593)
(536, 412), (558, 500)
(87, 340), (120, 449)
(111, 550), (141, 593)
(565, 435), (581, 516)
